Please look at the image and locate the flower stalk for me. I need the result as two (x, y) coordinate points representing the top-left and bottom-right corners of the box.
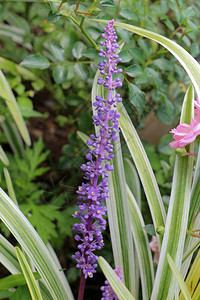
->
(72, 19), (123, 299)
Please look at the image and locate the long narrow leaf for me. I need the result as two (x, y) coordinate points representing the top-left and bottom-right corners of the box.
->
(192, 281), (200, 300)
(0, 70), (31, 145)
(0, 233), (20, 274)
(98, 256), (135, 300)
(151, 85), (194, 299)
(117, 101), (166, 238)
(180, 250), (200, 299)
(127, 185), (154, 299)
(91, 71), (135, 294)
(167, 254), (191, 300)
(15, 247), (43, 300)
(3, 168), (18, 205)
(0, 188), (74, 300)
(0, 146), (9, 166)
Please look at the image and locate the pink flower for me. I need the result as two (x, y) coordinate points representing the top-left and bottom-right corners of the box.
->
(194, 98), (200, 123)
(169, 118), (200, 149)
(149, 236), (159, 264)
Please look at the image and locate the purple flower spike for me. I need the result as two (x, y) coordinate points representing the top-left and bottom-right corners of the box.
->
(100, 266), (123, 299)
(72, 19), (123, 279)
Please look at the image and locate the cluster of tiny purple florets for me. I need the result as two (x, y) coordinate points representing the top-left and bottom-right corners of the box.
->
(100, 266), (123, 299)
(72, 19), (122, 279)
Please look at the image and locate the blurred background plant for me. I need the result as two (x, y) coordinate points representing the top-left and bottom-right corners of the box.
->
(0, 0), (200, 298)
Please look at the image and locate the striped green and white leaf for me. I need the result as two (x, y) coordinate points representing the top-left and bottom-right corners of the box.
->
(180, 249), (200, 299)
(0, 146), (9, 166)
(151, 85), (194, 299)
(91, 71), (135, 295)
(124, 157), (141, 207)
(0, 70), (31, 145)
(0, 188), (74, 300)
(0, 117), (24, 157)
(15, 247), (43, 300)
(167, 254), (191, 300)
(3, 168), (18, 205)
(127, 185), (154, 299)
(0, 233), (20, 274)
(117, 101), (166, 241)
(98, 256), (135, 300)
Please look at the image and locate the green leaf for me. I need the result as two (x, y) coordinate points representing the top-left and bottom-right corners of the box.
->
(128, 83), (145, 118)
(143, 224), (156, 236)
(20, 55), (50, 70)
(0, 145), (9, 166)
(74, 63), (89, 81)
(11, 286), (32, 300)
(118, 50), (133, 63)
(153, 58), (173, 71)
(98, 257), (135, 300)
(49, 43), (65, 62)
(167, 254), (191, 300)
(3, 168), (18, 205)
(100, 0), (115, 7)
(0, 272), (40, 291)
(48, 11), (61, 23)
(128, 48), (145, 64)
(72, 42), (87, 59)
(0, 70), (31, 146)
(127, 186), (154, 299)
(53, 65), (68, 84)
(119, 8), (138, 22)
(0, 188), (74, 300)
(15, 247), (43, 300)
(124, 65), (142, 77)
(82, 49), (98, 59)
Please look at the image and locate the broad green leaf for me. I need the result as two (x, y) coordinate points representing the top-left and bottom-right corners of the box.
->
(180, 249), (200, 299)
(0, 233), (20, 274)
(72, 41), (87, 59)
(167, 254), (191, 300)
(124, 65), (142, 77)
(153, 58), (173, 71)
(15, 247), (43, 300)
(127, 186), (154, 299)
(3, 168), (18, 205)
(91, 71), (135, 294)
(20, 55), (50, 70)
(49, 43), (65, 62)
(0, 272), (40, 291)
(48, 11), (61, 23)
(53, 65), (68, 84)
(0, 188), (74, 300)
(118, 50), (132, 63)
(98, 257), (135, 300)
(74, 63), (89, 81)
(0, 145), (9, 166)
(117, 101), (166, 240)
(119, 8), (138, 22)
(151, 85), (194, 299)
(143, 224), (156, 236)
(0, 291), (13, 298)
(0, 71), (31, 146)
(128, 83), (145, 118)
